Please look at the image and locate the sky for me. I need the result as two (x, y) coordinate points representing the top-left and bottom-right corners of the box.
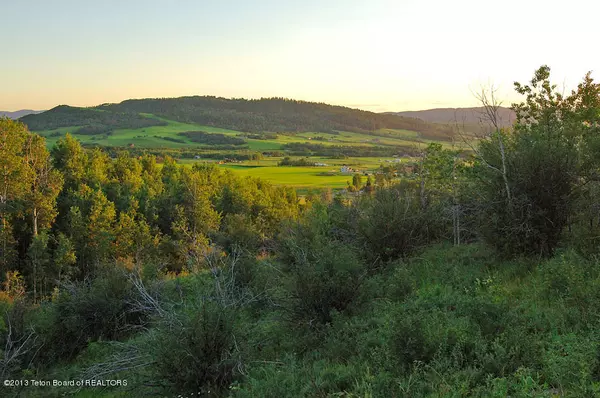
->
(1, 0), (599, 112)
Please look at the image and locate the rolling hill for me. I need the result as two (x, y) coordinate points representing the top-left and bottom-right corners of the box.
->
(390, 106), (516, 128)
(20, 96), (457, 141)
(1, 109), (43, 119)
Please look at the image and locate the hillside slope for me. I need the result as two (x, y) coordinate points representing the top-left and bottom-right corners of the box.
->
(1, 109), (43, 119)
(390, 106), (516, 128)
(19, 105), (168, 135)
(20, 97), (456, 141)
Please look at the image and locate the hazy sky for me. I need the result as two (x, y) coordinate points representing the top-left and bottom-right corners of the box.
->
(2, 0), (598, 112)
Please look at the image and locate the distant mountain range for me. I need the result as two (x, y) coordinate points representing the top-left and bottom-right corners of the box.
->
(389, 107), (516, 128)
(1, 109), (44, 119)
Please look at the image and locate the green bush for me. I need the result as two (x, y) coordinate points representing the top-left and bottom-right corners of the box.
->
(151, 301), (241, 395)
(30, 268), (144, 365)
(541, 332), (600, 394)
(357, 186), (447, 262)
(284, 240), (365, 326)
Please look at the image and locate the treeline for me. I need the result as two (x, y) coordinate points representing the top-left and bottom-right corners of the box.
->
(278, 157), (317, 166)
(19, 105), (167, 134)
(284, 141), (419, 157)
(178, 130), (247, 146)
(243, 132), (279, 140)
(1, 66), (600, 396)
(79, 144), (265, 162)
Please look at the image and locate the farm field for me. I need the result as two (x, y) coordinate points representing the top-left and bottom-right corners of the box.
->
(220, 165), (351, 189)
(34, 117), (237, 148)
(178, 156), (411, 189)
(32, 114), (468, 151)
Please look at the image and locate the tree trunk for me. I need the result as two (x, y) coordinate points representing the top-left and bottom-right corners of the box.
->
(452, 205), (461, 246)
(1, 217), (6, 270)
(33, 207), (38, 237)
(33, 261), (37, 303)
(497, 132), (512, 206)
(420, 178), (426, 209)
(457, 206), (460, 245)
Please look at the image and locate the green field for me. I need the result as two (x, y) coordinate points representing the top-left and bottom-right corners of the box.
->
(176, 156), (413, 189)
(34, 113), (468, 151)
(35, 117), (243, 148)
(220, 165), (351, 188)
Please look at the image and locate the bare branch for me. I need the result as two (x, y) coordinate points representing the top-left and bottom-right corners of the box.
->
(0, 310), (39, 380)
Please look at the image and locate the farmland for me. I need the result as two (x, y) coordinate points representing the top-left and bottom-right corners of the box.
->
(34, 115), (462, 151)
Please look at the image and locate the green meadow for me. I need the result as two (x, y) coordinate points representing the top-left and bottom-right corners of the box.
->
(177, 156), (412, 189)
(219, 165), (351, 188)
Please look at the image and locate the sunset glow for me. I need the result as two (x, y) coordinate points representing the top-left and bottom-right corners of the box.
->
(2, 0), (598, 111)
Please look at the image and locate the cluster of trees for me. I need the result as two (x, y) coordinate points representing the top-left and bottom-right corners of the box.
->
(178, 131), (247, 146)
(20, 105), (167, 135)
(83, 145), (265, 162)
(277, 157), (318, 167)
(473, 67), (600, 256)
(284, 142), (418, 158)
(1, 66), (600, 396)
(243, 132), (279, 140)
(0, 128), (300, 304)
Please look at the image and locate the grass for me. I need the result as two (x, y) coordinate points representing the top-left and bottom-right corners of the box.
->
(218, 164), (353, 189)
(34, 115), (245, 149)
(177, 156), (414, 188)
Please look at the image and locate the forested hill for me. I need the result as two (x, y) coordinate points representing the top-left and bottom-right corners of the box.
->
(390, 106), (516, 127)
(20, 96), (456, 140)
(0, 109), (43, 119)
(19, 105), (168, 135)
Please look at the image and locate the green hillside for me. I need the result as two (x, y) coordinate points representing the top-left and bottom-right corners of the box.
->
(19, 100), (470, 190)
(20, 96), (458, 143)
(27, 115), (464, 156)
(20, 105), (168, 134)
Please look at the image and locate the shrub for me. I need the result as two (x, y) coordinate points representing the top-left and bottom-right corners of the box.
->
(151, 301), (242, 395)
(390, 308), (483, 373)
(541, 333), (600, 394)
(357, 185), (447, 262)
(31, 267), (144, 365)
(284, 240), (365, 327)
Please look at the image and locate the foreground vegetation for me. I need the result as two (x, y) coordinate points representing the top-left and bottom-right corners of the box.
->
(1, 66), (600, 397)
